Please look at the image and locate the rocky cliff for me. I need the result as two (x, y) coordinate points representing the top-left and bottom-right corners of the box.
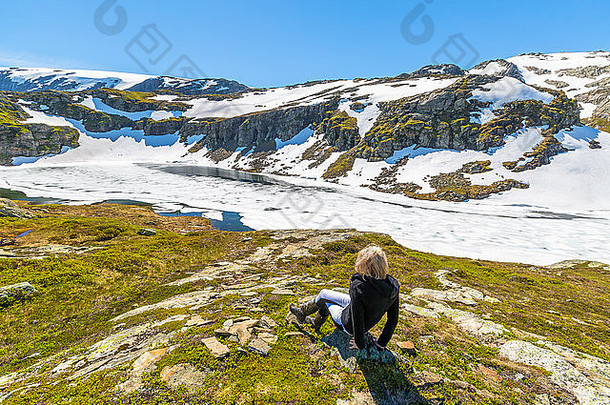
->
(0, 95), (79, 165)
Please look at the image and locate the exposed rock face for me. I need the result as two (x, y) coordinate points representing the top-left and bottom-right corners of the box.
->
(184, 99), (339, 153)
(358, 76), (493, 161)
(512, 136), (569, 172)
(0, 199), (33, 219)
(558, 65), (610, 79)
(0, 67), (250, 95)
(0, 282), (38, 308)
(405, 64), (465, 78)
(0, 95), (80, 165)
(471, 59), (524, 80)
(89, 89), (189, 113)
(160, 363), (209, 391)
(136, 117), (187, 136)
(18, 91), (133, 133)
(499, 340), (610, 405)
(0, 123), (80, 165)
(357, 76), (580, 162)
(577, 85), (610, 132)
(127, 76), (250, 95)
(315, 110), (360, 151)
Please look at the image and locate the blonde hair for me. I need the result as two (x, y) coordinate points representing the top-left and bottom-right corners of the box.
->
(355, 245), (389, 279)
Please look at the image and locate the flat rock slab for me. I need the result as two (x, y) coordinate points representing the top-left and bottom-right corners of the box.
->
(185, 315), (213, 327)
(160, 363), (209, 391)
(112, 290), (215, 322)
(499, 340), (610, 405)
(260, 316), (277, 329)
(248, 338), (271, 356)
(257, 332), (278, 345)
(271, 289), (294, 295)
(478, 364), (503, 383)
(202, 337), (230, 359)
(396, 341), (417, 357)
(420, 371), (442, 385)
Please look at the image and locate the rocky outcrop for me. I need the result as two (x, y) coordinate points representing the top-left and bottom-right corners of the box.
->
(0, 122), (80, 165)
(315, 110), (360, 151)
(471, 59), (524, 80)
(0, 282), (37, 308)
(357, 76), (580, 162)
(358, 76), (493, 161)
(127, 76), (250, 95)
(576, 85), (610, 132)
(402, 64), (465, 78)
(512, 136), (568, 172)
(0, 199), (33, 218)
(19, 91), (133, 133)
(184, 99), (339, 153)
(89, 89), (189, 113)
(557, 65), (610, 79)
(0, 95), (80, 164)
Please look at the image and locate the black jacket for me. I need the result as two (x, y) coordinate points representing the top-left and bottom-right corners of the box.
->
(341, 273), (400, 349)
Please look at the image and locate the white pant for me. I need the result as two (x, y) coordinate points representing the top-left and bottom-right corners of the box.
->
(315, 289), (351, 327)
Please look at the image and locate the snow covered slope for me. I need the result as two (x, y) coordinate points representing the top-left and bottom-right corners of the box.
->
(0, 67), (249, 95)
(1, 52), (609, 213)
(508, 51), (610, 122)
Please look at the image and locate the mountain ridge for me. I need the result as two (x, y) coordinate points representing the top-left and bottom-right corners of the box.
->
(0, 51), (608, 208)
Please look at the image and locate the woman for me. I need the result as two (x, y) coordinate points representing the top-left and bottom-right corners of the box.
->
(289, 245), (400, 350)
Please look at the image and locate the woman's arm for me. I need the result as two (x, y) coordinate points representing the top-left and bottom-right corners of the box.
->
(350, 287), (367, 350)
(376, 296), (399, 348)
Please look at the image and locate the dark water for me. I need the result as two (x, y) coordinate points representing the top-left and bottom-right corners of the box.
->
(144, 164), (289, 186)
(95, 199), (153, 207)
(0, 188), (65, 204)
(16, 229), (34, 238)
(158, 211), (254, 232)
(1, 187), (254, 233)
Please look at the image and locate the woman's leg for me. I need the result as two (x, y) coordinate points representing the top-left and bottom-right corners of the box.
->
(290, 289), (350, 330)
(315, 289), (351, 308)
(315, 289), (351, 327)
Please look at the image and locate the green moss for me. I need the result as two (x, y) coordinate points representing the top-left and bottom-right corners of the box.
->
(322, 149), (357, 179)
(1, 204), (608, 404)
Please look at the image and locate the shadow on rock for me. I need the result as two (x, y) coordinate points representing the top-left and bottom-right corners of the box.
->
(322, 328), (429, 405)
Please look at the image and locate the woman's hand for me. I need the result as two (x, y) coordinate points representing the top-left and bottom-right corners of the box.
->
(349, 339), (359, 350)
(372, 338), (386, 351)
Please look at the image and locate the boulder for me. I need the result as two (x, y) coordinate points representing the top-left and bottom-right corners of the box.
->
(0, 282), (37, 308)
(237, 328), (252, 345)
(137, 228), (157, 236)
(0, 199), (33, 219)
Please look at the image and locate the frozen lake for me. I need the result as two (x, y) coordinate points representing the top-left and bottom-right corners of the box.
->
(0, 162), (608, 266)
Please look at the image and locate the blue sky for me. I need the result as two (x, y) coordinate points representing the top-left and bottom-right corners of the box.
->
(1, 0), (607, 88)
